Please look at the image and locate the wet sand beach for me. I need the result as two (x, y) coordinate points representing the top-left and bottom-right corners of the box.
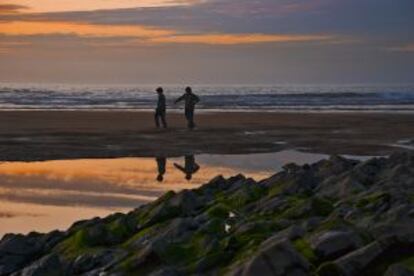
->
(0, 111), (413, 161)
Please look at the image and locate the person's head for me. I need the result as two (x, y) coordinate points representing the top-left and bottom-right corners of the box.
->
(157, 174), (164, 182)
(185, 86), (192, 94)
(186, 173), (192, 181)
(156, 87), (163, 94)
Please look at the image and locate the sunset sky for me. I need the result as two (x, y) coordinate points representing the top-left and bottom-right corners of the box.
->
(0, 0), (413, 84)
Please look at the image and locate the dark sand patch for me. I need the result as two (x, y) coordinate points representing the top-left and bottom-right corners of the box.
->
(0, 111), (413, 161)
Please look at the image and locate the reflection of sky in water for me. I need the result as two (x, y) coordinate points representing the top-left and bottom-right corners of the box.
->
(0, 150), (328, 237)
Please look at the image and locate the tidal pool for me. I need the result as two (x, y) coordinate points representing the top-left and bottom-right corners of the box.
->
(0, 150), (333, 237)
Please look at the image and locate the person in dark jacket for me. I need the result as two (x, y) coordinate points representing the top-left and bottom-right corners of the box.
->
(155, 87), (167, 128)
(175, 86), (200, 129)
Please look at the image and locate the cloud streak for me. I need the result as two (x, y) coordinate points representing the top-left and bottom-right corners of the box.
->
(149, 33), (331, 45)
(0, 20), (332, 45)
(1, 0), (196, 13)
(0, 4), (28, 14)
(388, 43), (414, 52)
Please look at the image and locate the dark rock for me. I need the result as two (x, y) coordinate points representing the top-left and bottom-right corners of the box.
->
(11, 254), (63, 276)
(310, 230), (364, 259)
(270, 225), (306, 241)
(231, 238), (310, 276)
(302, 217), (324, 232)
(0, 233), (45, 275)
(385, 264), (414, 276)
(149, 267), (181, 276)
(326, 241), (385, 276)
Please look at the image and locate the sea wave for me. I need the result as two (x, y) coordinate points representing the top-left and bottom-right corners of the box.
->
(0, 83), (413, 112)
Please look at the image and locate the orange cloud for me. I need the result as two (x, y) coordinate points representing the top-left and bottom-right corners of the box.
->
(2, 0), (195, 13)
(0, 21), (174, 38)
(150, 33), (332, 45)
(0, 4), (28, 14)
(0, 20), (332, 46)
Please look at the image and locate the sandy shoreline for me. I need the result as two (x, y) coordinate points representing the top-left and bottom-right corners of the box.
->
(0, 111), (413, 161)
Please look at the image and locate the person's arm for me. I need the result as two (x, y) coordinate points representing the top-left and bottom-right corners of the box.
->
(175, 95), (185, 104)
(193, 94), (200, 104)
(174, 163), (186, 174)
(192, 163), (200, 174)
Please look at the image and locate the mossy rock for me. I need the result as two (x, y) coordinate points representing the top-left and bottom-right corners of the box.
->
(119, 250), (163, 275)
(193, 251), (234, 273)
(199, 218), (226, 235)
(106, 217), (134, 243)
(313, 218), (353, 234)
(267, 180), (295, 197)
(159, 243), (198, 265)
(401, 256), (414, 271)
(278, 196), (308, 220)
(293, 239), (317, 263)
(232, 221), (279, 249)
(355, 191), (390, 209)
(56, 229), (103, 258)
(224, 184), (266, 209)
(317, 262), (344, 276)
(206, 203), (230, 219)
(311, 197), (334, 217)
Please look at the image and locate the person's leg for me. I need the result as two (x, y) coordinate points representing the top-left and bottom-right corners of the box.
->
(186, 109), (195, 129)
(155, 111), (160, 128)
(191, 110), (196, 129)
(185, 109), (193, 129)
(161, 112), (167, 128)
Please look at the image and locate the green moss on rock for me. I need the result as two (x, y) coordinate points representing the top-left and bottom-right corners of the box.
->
(356, 192), (390, 208)
(311, 197), (334, 217)
(317, 262), (344, 276)
(293, 239), (317, 263)
(56, 229), (102, 258)
(206, 203), (230, 219)
(401, 256), (414, 272)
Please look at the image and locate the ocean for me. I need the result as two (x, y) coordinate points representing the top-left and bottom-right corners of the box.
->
(1, 83), (414, 112)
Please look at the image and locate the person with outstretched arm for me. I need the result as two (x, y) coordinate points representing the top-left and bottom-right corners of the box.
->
(154, 87), (167, 128)
(174, 155), (200, 181)
(175, 86), (200, 129)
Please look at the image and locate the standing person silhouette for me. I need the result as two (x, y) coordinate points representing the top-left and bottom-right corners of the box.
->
(174, 155), (200, 181)
(155, 87), (167, 128)
(175, 87), (200, 129)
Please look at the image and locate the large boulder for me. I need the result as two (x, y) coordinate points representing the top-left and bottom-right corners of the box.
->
(72, 249), (127, 275)
(318, 241), (385, 276)
(231, 238), (310, 276)
(385, 264), (414, 276)
(11, 254), (63, 276)
(310, 230), (364, 259)
(0, 233), (44, 275)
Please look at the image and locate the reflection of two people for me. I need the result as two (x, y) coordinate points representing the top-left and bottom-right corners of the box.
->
(155, 155), (200, 182)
